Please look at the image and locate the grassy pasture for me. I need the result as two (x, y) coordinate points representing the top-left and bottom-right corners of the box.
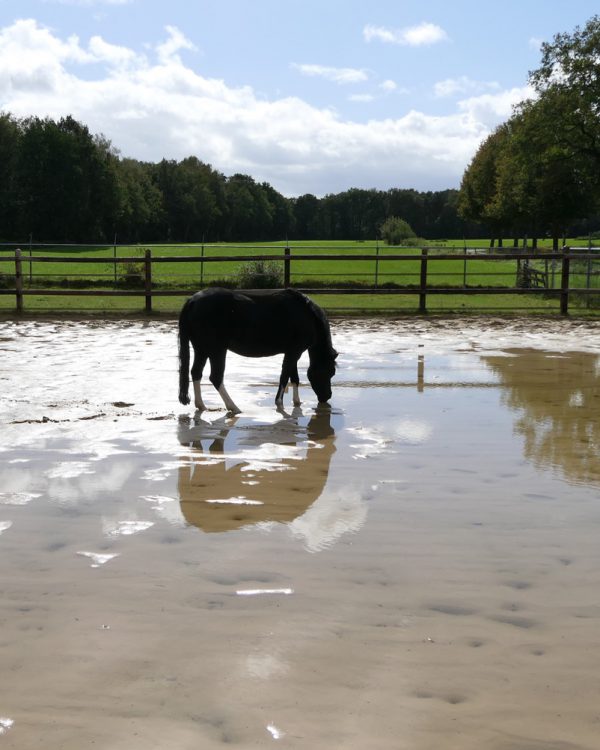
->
(0, 239), (597, 315)
(0, 239), (538, 286)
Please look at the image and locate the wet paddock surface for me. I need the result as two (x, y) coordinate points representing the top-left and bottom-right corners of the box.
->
(0, 317), (599, 749)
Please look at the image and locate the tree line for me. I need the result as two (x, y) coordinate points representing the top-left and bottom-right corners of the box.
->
(458, 15), (600, 248)
(0, 112), (485, 245)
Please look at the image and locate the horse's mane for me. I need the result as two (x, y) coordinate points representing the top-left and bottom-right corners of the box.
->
(287, 289), (337, 361)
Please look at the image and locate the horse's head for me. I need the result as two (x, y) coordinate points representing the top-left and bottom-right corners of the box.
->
(307, 349), (338, 404)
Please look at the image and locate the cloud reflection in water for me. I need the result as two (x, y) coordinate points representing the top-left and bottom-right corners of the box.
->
(176, 408), (368, 549)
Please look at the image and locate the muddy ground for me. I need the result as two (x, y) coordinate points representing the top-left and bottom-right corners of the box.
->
(0, 317), (599, 749)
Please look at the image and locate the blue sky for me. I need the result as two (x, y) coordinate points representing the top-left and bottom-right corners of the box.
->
(0, 0), (597, 196)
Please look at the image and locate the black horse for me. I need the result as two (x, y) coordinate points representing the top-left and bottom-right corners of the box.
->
(178, 287), (338, 413)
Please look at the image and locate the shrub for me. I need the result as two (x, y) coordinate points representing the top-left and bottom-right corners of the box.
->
(380, 216), (417, 245)
(236, 260), (284, 288)
(118, 261), (145, 288)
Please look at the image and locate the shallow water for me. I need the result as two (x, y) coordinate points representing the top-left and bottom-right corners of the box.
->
(1, 317), (600, 749)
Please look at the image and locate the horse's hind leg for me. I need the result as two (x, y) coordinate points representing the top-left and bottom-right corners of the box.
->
(276, 353), (301, 407)
(208, 350), (241, 414)
(290, 359), (301, 406)
(190, 348), (207, 411)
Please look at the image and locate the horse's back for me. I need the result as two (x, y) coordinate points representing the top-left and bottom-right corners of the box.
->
(180, 288), (317, 356)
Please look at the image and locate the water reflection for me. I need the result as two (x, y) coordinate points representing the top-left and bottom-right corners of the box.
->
(483, 350), (600, 487)
(176, 408), (336, 533)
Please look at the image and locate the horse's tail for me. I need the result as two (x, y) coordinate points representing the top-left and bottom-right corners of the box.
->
(178, 302), (191, 405)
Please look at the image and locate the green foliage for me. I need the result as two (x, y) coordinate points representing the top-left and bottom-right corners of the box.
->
(529, 16), (600, 168)
(458, 19), (600, 245)
(14, 115), (120, 242)
(379, 216), (417, 245)
(459, 15), (600, 246)
(236, 259), (284, 288)
(118, 260), (145, 288)
(0, 112), (491, 244)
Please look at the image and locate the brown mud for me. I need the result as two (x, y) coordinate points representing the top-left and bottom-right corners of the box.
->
(0, 318), (599, 749)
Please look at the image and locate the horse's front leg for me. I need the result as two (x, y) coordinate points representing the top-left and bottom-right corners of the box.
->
(276, 353), (301, 407)
(290, 358), (301, 406)
(209, 350), (241, 414)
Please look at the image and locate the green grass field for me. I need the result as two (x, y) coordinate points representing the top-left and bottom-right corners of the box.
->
(0, 239), (598, 315)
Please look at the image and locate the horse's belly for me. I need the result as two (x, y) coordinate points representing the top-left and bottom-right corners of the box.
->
(229, 342), (282, 358)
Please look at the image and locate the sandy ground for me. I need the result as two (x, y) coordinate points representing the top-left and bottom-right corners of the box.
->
(0, 317), (599, 749)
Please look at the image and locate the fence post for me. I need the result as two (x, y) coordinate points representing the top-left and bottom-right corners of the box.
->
(586, 252), (592, 309)
(113, 234), (117, 285)
(375, 241), (380, 288)
(144, 248), (152, 313)
(29, 233), (33, 284)
(284, 243), (291, 287)
(15, 248), (24, 313)
(560, 246), (570, 315)
(200, 235), (205, 287)
(419, 247), (428, 313)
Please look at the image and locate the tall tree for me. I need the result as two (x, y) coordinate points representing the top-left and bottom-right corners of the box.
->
(529, 15), (600, 169)
(114, 158), (165, 242)
(291, 194), (322, 239)
(260, 182), (295, 239)
(15, 116), (119, 241)
(457, 125), (512, 244)
(0, 113), (19, 239)
(153, 157), (225, 242)
(224, 174), (274, 241)
(493, 102), (594, 248)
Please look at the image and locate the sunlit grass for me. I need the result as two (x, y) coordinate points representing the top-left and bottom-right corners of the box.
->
(0, 239), (597, 316)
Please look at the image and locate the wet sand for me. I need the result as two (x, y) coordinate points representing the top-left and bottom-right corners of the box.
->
(1, 318), (600, 749)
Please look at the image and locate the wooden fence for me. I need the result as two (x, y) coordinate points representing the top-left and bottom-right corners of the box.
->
(1, 245), (599, 315)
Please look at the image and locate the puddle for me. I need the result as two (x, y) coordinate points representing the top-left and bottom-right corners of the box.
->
(76, 551), (120, 568)
(0, 318), (599, 748)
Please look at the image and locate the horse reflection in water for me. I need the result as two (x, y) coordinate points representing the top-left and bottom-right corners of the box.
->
(176, 408), (337, 534)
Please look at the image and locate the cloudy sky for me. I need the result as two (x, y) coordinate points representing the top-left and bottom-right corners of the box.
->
(0, 0), (597, 196)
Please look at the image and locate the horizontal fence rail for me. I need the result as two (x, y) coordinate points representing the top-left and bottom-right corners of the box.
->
(0, 244), (599, 315)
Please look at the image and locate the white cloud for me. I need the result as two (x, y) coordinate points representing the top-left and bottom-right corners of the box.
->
(348, 93), (375, 102)
(156, 25), (197, 63)
(88, 35), (140, 67)
(0, 18), (94, 93)
(379, 79), (397, 92)
(364, 22), (448, 46)
(292, 63), (368, 84)
(457, 86), (534, 124)
(529, 37), (543, 50)
(0, 19), (517, 196)
(434, 76), (500, 98)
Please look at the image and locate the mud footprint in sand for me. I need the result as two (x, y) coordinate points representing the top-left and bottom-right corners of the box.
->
(413, 690), (468, 705)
